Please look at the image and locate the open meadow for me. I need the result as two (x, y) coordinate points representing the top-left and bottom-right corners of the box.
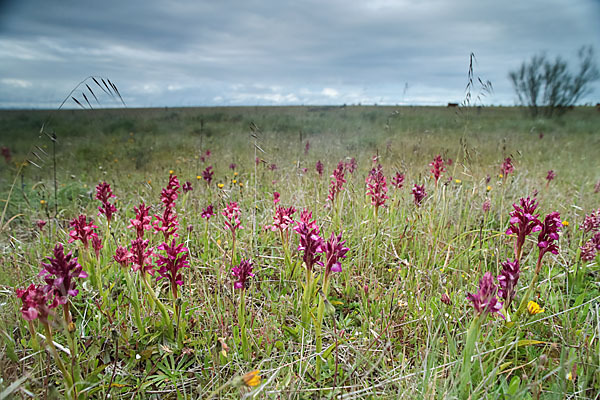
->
(1, 105), (599, 399)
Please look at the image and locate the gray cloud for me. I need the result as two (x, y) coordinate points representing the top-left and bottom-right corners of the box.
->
(1, 0), (599, 108)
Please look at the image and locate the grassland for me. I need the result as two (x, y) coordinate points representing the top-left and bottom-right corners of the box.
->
(0, 105), (599, 399)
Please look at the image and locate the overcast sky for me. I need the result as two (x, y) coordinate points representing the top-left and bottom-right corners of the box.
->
(1, 0), (599, 108)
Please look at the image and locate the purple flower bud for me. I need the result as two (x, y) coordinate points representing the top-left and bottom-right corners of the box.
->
(467, 272), (503, 317)
(497, 259), (520, 307)
(412, 184), (427, 206)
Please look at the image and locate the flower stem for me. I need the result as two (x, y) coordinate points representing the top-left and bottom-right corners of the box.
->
(459, 314), (481, 398)
(239, 290), (249, 359)
(44, 324), (75, 399)
(124, 271), (145, 335)
(141, 273), (173, 339)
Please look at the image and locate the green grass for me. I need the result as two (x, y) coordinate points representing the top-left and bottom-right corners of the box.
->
(0, 105), (599, 399)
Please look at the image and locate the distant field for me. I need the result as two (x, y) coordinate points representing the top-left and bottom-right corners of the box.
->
(0, 106), (599, 398)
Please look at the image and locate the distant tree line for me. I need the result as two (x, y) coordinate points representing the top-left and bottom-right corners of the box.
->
(509, 45), (599, 117)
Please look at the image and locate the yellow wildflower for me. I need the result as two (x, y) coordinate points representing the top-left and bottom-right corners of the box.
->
(40, 199), (46, 205)
(562, 220), (569, 227)
(455, 179), (462, 184)
(218, 183), (224, 189)
(498, 174), (503, 178)
(239, 182), (244, 187)
(527, 301), (544, 315)
(232, 179), (237, 184)
(169, 169), (174, 174)
(196, 175), (201, 180)
(234, 172), (238, 176)
(566, 371), (574, 381)
(231, 369), (261, 388)
(486, 185), (492, 191)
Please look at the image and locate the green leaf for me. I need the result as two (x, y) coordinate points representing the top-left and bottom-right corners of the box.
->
(1, 330), (18, 362)
(517, 339), (547, 347)
(282, 324), (299, 340)
(322, 343), (337, 360)
(508, 375), (521, 396)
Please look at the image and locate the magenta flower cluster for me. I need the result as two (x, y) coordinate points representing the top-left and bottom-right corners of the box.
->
(505, 197), (542, 260)
(501, 157), (514, 177)
(16, 284), (53, 323)
(40, 244), (88, 307)
(581, 208), (600, 233)
(580, 208), (600, 261)
(391, 172), (405, 189)
(467, 272), (503, 317)
(156, 239), (190, 298)
(365, 164), (389, 210)
(327, 161), (347, 204)
(294, 210), (323, 273)
(201, 204), (215, 220)
(223, 202), (243, 234)
(345, 158), (357, 174)
(202, 166), (214, 184)
(316, 160), (324, 177)
(497, 259), (520, 307)
(128, 203), (152, 239)
(68, 215), (98, 249)
(232, 259), (254, 290)
(95, 181), (117, 223)
(317, 232), (349, 278)
(130, 238), (155, 275)
(536, 212), (562, 261)
(1, 146), (11, 163)
(581, 233), (600, 261)
(153, 174), (180, 241)
(429, 155), (446, 184)
(412, 184), (427, 206)
(267, 206), (297, 233)
(182, 181), (193, 193)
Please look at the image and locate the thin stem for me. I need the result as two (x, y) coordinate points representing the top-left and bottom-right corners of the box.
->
(141, 273), (173, 338)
